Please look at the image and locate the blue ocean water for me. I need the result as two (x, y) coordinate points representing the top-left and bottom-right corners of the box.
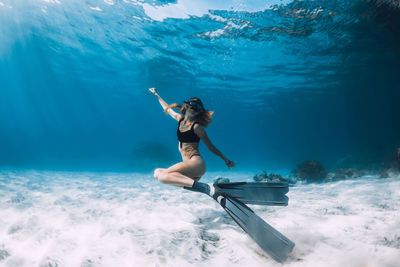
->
(1, 0), (400, 266)
(1, 0), (399, 171)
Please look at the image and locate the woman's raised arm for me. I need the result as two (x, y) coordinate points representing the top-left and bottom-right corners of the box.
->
(149, 88), (182, 121)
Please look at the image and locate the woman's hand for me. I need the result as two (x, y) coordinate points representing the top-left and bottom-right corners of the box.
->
(225, 159), (235, 169)
(149, 87), (158, 96)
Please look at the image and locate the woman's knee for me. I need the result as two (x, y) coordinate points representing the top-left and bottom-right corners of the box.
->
(156, 171), (170, 184)
(154, 169), (171, 183)
(153, 168), (165, 180)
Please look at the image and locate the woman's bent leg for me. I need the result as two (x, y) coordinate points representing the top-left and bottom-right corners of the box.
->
(156, 171), (195, 187)
(154, 157), (206, 187)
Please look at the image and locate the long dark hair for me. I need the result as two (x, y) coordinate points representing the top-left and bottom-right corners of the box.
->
(165, 97), (214, 126)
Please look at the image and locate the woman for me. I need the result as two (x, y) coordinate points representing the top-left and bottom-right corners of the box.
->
(149, 87), (235, 195)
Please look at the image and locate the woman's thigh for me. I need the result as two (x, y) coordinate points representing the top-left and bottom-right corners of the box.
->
(166, 157), (206, 178)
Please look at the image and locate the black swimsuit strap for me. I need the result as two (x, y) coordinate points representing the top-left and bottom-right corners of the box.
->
(190, 121), (198, 130)
(179, 119), (198, 131)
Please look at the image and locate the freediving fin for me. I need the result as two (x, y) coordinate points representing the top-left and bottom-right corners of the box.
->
(214, 182), (289, 206)
(215, 195), (295, 263)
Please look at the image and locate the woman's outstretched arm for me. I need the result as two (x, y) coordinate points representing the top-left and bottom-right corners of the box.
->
(194, 124), (235, 169)
(149, 88), (182, 121)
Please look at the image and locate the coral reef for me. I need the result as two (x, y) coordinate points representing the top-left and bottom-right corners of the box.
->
(292, 160), (327, 183)
(331, 168), (363, 181)
(253, 171), (290, 183)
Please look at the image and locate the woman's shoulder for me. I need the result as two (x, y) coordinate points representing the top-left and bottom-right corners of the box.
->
(193, 122), (205, 132)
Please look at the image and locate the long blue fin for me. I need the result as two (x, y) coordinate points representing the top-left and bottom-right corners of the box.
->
(216, 195), (295, 263)
(215, 182), (289, 206)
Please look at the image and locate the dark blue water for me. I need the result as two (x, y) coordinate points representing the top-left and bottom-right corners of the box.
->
(1, 0), (400, 172)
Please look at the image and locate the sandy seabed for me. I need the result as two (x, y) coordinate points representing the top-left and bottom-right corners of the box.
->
(0, 169), (399, 266)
